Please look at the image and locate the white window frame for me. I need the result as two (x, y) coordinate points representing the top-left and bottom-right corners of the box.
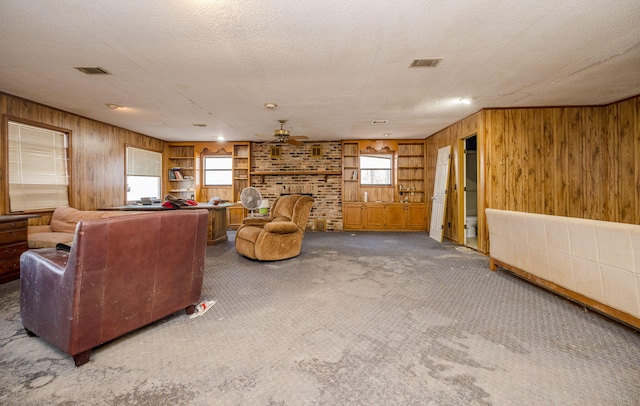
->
(6, 119), (70, 213)
(360, 153), (393, 186)
(126, 146), (162, 204)
(203, 155), (233, 186)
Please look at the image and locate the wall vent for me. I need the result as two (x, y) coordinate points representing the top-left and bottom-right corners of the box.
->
(74, 66), (111, 75)
(311, 145), (322, 158)
(270, 145), (282, 159)
(409, 58), (442, 68)
(314, 218), (327, 231)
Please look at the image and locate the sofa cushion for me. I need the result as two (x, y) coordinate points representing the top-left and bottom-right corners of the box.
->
(28, 232), (75, 249)
(50, 207), (107, 233)
(49, 207), (139, 233)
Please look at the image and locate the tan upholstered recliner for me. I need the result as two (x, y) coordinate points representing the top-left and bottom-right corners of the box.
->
(235, 194), (314, 261)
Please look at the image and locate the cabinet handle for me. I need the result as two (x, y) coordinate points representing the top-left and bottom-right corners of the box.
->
(3, 249), (17, 255)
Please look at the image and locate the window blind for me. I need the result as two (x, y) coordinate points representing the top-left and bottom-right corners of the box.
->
(8, 122), (70, 212)
(126, 146), (162, 177)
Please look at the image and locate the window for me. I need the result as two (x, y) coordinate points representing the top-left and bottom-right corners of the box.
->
(7, 120), (70, 212)
(360, 154), (392, 185)
(204, 155), (232, 186)
(126, 146), (162, 203)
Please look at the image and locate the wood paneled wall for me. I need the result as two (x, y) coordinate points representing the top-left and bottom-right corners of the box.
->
(426, 95), (640, 254)
(1, 93), (165, 224)
(485, 97), (640, 224)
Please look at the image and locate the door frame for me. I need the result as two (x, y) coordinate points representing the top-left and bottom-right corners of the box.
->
(457, 134), (478, 247)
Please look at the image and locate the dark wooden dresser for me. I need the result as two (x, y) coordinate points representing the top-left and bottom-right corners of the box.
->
(0, 215), (37, 284)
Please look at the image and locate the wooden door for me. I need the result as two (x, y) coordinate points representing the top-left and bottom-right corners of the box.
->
(430, 146), (451, 242)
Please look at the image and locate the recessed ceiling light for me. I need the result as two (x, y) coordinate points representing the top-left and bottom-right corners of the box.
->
(217, 136), (225, 141)
(372, 120), (388, 124)
(192, 123), (207, 127)
(455, 98), (472, 105)
(384, 133), (390, 137)
(264, 103), (278, 109)
(106, 103), (123, 109)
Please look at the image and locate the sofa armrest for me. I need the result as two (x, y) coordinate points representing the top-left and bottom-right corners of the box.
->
(28, 225), (53, 234)
(20, 249), (74, 350)
(263, 221), (299, 234)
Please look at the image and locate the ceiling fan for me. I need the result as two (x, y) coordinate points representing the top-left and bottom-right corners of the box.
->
(255, 120), (308, 146)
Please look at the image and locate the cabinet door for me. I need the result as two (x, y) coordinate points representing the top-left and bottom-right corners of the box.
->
(385, 204), (405, 229)
(406, 204), (427, 230)
(364, 204), (385, 229)
(227, 204), (246, 229)
(343, 204), (364, 229)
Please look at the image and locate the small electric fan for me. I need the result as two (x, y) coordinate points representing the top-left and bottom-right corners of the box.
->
(240, 187), (263, 217)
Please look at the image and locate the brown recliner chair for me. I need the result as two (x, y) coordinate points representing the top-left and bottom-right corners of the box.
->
(20, 210), (208, 366)
(235, 194), (314, 261)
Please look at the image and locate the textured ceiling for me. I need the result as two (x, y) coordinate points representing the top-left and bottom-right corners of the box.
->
(1, 0), (639, 142)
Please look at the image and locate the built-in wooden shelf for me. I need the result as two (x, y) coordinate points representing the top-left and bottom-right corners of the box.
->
(250, 171), (341, 182)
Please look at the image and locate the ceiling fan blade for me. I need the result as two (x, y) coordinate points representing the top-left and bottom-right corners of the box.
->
(287, 138), (303, 146)
(290, 135), (308, 139)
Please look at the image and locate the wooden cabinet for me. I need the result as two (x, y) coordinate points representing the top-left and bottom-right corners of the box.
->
(385, 204), (406, 229)
(343, 203), (427, 231)
(166, 144), (196, 200)
(343, 203), (383, 229)
(227, 203), (247, 230)
(343, 203), (365, 229)
(365, 204), (386, 229)
(405, 204), (428, 230)
(342, 140), (426, 231)
(0, 215), (36, 284)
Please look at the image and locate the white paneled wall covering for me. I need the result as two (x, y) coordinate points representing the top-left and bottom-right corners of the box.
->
(486, 208), (640, 327)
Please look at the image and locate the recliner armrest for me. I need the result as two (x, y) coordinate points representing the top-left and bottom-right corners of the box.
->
(263, 221), (299, 234)
(242, 217), (271, 227)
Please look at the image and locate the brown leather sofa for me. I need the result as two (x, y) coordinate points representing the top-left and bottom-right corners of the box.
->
(235, 194), (314, 261)
(20, 210), (208, 366)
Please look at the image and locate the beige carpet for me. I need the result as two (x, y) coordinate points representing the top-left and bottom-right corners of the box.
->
(1, 231), (639, 405)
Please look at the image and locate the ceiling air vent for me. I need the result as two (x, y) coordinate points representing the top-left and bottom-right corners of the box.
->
(74, 66), (111, 75)
(372, 120), (388, 124)
(409, 58), (442, 68)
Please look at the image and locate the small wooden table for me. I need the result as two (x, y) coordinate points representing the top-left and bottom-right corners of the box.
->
(0, 214), (38, 283)
(99, 203), (229, 245)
